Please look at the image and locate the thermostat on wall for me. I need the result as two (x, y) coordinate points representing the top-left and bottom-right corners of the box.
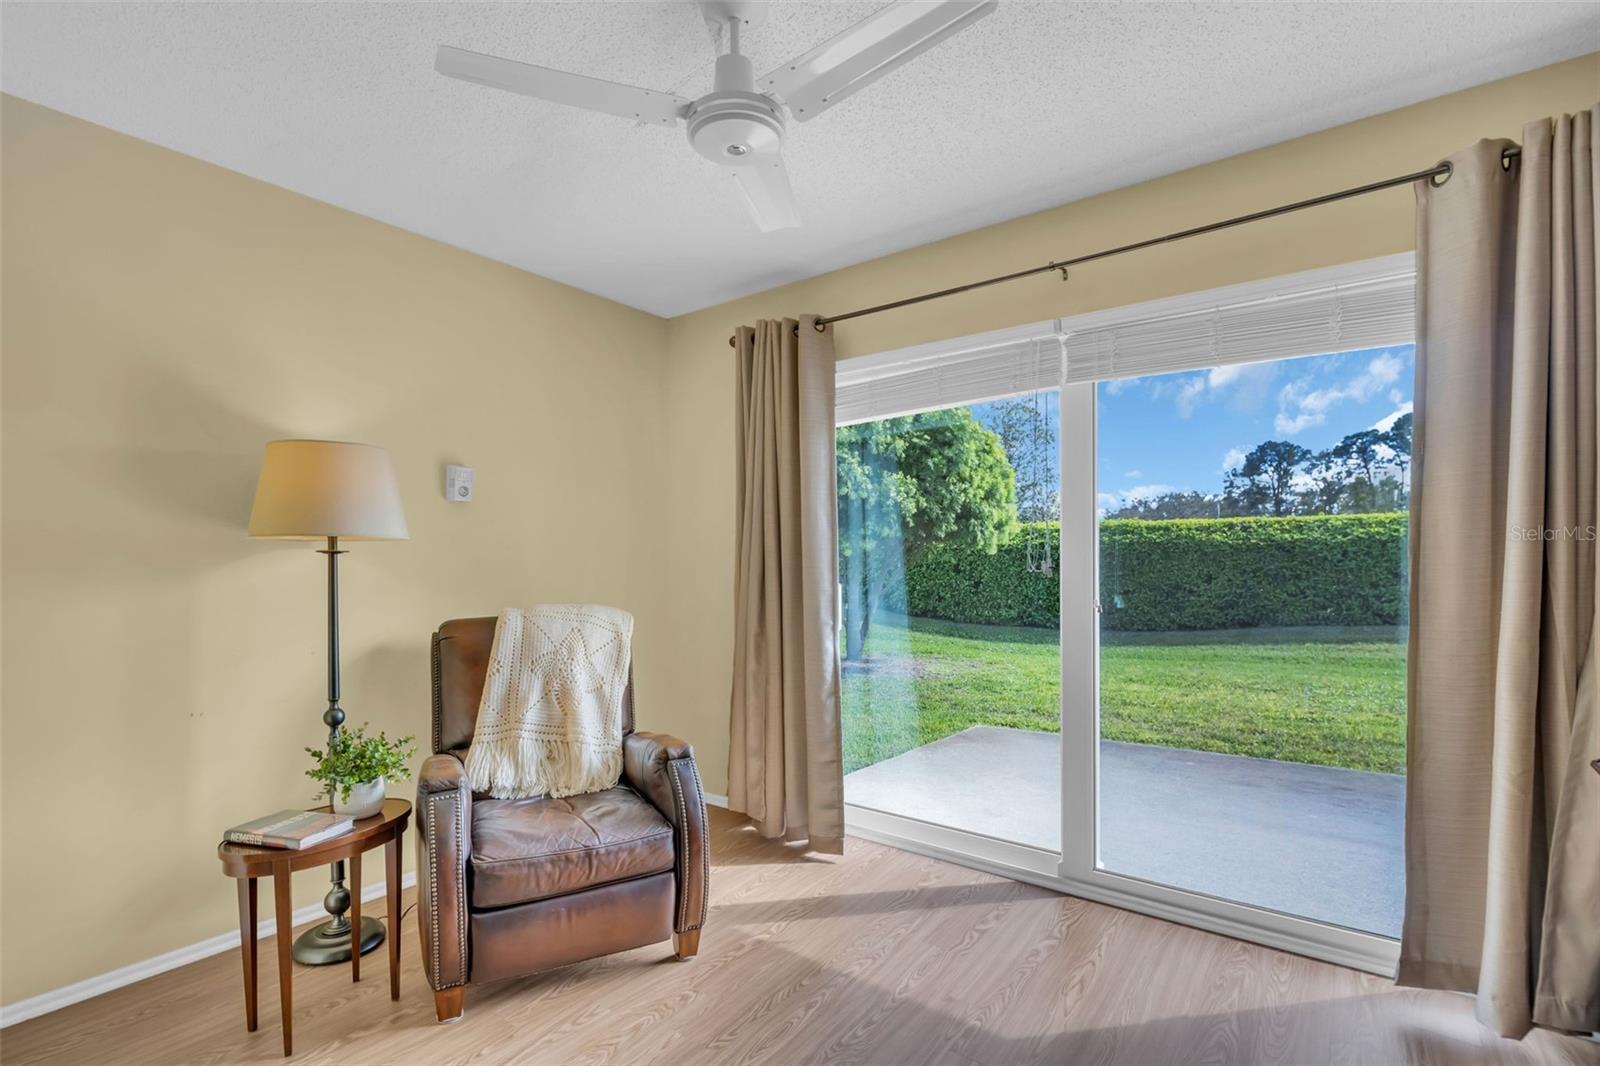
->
(444, 464), (474, 502)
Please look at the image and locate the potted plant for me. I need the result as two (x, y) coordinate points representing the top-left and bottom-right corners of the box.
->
(306, 725), (416, 820)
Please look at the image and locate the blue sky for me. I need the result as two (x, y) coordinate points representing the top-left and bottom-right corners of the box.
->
(971, 344), (1415, 514)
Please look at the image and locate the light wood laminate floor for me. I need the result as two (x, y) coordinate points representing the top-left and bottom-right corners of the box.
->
(4, 808), (1596, 1065)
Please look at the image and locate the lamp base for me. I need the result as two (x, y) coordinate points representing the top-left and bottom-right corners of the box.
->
(291, 915), (385, 966)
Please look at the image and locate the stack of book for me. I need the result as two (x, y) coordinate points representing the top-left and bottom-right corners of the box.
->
(223, 809), (354, 849)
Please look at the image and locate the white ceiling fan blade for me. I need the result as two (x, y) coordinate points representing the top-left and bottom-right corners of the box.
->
(730, 158), (800, 232)
(759, 0), (996, 123)
(435, 45), (690, 128)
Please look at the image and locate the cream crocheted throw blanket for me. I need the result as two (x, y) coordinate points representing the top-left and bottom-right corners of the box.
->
(464, 605), (633, 800)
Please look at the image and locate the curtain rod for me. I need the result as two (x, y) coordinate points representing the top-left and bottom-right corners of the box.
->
(727, 145), (1521, 348)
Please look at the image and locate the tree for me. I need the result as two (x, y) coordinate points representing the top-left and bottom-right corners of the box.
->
(1299, 449), (1350, 515)
(1105, 490), (1223, 520)
(1328, 429), (1386, 511)
(1228, 440), (1312, 516)
(982, 398), (1058, 521)
(1382, 412), (1413, 497)
(837, 409), (1017, 660)
(1297, 417), (1413, 515)
(1217, 416), (1413, 519)
(1381, 412), (1413, 509)
(1382, 412), (1412, 461)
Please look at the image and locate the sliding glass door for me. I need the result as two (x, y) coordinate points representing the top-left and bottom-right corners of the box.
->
(841, 255), (1415, 972)
(1085, 346), (1410, 937)
(839, 391), (1063, 852)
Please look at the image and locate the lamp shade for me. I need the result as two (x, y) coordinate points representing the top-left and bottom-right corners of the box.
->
(248, 440), (409, 540)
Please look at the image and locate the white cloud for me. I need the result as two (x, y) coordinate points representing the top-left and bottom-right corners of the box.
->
(1372, 401), (1413, 432)
(1207, 364), (1246, 388)
(1224, 362), (1279, 412)
(1274, 402), (1323, 435)
(1275, 353), (1403, 435)
(1173, 362), (1277, 417)
(1102, 377), (1133, 396)
(1175, 376), (1208, 418)
(1124, 469), (1143, 479)
(1221, 447), (1246, 472)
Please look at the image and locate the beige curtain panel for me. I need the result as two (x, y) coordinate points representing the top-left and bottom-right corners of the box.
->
(1402, 109), (1598, 1038)
(729, 316), (846, 854)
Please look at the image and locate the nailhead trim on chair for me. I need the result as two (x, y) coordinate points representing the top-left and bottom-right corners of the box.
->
(668, 757), (710, 931)
(687, 759), (709, 928)
(430, 632), (444, 755)
(425, 793), (441, 983)
(425, 790), (467, 989)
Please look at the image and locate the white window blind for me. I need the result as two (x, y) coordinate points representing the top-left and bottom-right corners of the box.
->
(1061, 265), (1415, 385)
(836, 327), (1062, 425)
(834, 255), (1415, 424)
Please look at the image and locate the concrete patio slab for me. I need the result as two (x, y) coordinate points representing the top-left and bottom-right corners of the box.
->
(843, 725), (1404, 937)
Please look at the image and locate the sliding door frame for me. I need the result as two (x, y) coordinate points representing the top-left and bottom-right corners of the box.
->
(840, 254), (1414, 977)
(1055, 381), (1399, 976)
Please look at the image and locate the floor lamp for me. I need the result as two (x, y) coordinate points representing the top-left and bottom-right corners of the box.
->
(248, 439), (409, 965)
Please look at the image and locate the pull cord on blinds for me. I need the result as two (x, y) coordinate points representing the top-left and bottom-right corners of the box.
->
(835, 256), (1417, 425)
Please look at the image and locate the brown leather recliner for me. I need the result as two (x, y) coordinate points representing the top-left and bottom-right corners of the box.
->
(416, 617), (709, 1023)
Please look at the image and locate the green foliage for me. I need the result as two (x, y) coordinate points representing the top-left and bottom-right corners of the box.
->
(981, 397), (1058, 521)
(305, 725), (416, 802)
(837, 408), (1018, 659)
(893, 524), (1062, 626)
(1100, 513), (1408, 630)
(897, 513), (1408, 631)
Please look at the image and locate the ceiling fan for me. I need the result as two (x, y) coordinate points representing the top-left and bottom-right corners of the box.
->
(435, 0), (997, 232)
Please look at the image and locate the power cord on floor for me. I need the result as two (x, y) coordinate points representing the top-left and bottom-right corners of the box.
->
(380, 901), (417, 929)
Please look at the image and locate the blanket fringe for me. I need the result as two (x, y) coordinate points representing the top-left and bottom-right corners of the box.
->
(466, 735), (624, 800)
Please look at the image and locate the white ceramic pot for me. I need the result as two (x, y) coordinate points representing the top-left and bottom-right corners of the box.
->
(333, 777), (385, 820)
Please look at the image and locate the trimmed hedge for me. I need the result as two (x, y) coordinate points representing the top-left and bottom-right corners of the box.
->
(892, 525), (1061, 627)
(895, 513), (1408, 631)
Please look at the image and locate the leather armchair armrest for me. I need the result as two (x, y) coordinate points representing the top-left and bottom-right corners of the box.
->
(416, 752), (470, 991)
(623, 732), (709, 934)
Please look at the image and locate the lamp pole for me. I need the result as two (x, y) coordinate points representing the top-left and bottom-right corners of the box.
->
(291, 535), (386, 965)
(247, 439), (408, 964)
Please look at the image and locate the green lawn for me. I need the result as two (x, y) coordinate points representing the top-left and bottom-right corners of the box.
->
(841, 616), (1406, 775)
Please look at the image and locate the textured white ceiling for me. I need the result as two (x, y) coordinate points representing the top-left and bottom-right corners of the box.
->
(3, 2), (1596, 316)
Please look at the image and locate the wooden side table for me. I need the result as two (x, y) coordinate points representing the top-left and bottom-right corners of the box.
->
(218, 799), (412, 1056)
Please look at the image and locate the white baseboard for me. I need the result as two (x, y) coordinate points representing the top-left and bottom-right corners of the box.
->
(0, 873), (417, 1029)
(3, 793), (734, 1028)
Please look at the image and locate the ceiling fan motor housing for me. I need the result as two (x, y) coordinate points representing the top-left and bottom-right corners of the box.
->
(686, 53), (785, 166)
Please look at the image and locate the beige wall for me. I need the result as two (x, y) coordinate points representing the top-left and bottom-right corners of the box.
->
(0, 95), (669, 1004)
(3, 53), (1597, 1009)
(653, 54), (1600, 798)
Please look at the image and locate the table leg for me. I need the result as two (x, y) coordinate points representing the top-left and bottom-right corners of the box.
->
(273, 862), (293, 1057)
(349, 848), (362, 983)
(385, 836), (401, 1001)
(236, 877), (258, 1032)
